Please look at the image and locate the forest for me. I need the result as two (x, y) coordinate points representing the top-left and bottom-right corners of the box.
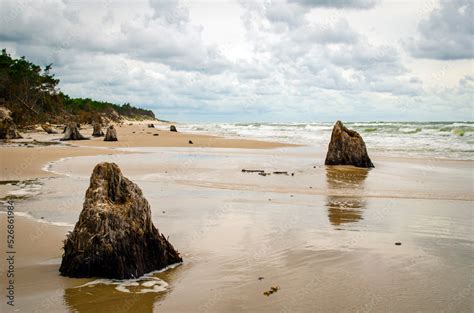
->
(0, 49), (156, 126)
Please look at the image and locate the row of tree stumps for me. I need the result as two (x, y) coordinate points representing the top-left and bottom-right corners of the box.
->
(61, 123), (178, 141)
(61, 122), (117, 141)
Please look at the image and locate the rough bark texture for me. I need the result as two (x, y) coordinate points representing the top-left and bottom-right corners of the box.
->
(92, 123), (104, 137)
(170, 125), (177, 132)
(61, 122), (88, 140)
(42, 123), (58, 134)
(104, 125), (118, 141)
(59, 162), (182, 279)
(325, 121), (374, 168)
(0, 107), (22, 139)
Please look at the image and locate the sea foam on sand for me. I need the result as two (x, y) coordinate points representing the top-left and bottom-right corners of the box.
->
(75, 263), (182, 294)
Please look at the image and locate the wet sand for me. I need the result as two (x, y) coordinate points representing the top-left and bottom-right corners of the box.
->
(0, 121), (294, 181)
(0, 132), (473, 312)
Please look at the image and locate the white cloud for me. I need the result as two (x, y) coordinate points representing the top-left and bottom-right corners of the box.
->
(405, 0), (473, 60)
(0, 0), (470, 121)
(288, 0), (378, 9)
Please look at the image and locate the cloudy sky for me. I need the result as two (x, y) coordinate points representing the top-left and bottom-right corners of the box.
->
(1, 0), (472, 122)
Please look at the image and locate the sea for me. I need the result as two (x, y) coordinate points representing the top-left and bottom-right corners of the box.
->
(179, 121), (473, 160)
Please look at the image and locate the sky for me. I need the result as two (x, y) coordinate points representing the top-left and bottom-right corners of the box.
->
(0, 0), (472, 122)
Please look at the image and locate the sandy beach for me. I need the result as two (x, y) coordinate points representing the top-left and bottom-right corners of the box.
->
(0, 122), (294, 179)
(2, 0), (472, 311)
(0, 123), (473, 313)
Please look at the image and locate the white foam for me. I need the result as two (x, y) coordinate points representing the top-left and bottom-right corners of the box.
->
(75, 262), (182, 294)
(0, 211), (74, 227)
(42, 157), (73, 177)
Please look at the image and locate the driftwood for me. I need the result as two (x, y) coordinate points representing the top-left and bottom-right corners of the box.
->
(241, 169), (265, 173)
(92, 122), (104, 137)
(325, 121), (374, 168)
(61, 122), (87, 141)
(41, 123), (57, 134)
(59, 162), (182, 279)
(104, 125), (117, 141)
(170, 125), (177, 132)
(0, 107), (22, 139)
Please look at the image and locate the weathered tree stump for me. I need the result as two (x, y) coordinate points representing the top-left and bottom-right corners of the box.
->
(148, 123), (155, 128)
(0, 107), (22, 139)
(59, 162), (182, 279)
(325, 121), (374, 168)
(104, 125), (117, 141)
(170, 125), (177, 132)
(92, 122), (104, 137)
(61, 122), (87, 141)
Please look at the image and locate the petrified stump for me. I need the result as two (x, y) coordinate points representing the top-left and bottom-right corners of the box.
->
(59, 162), (182, 279)
(42, 123), (57, 134)
(61, 122), (87, 140)
(0, 107), (22, 139)
(170, 125), (177, 132)
(325, 121), (374, 168)
(92, 122), (104, 137)
(104, 125), (117, 141)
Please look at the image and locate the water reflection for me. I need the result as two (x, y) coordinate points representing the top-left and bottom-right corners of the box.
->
(325, 167), (369, 228)
(64, 267), (181, 313)
(64, 284), (161, 313)
(326, 196), (366, 226)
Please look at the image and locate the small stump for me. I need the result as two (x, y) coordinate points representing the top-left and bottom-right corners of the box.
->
(92, 123), (104, 137)
(61, 122), (87, 141)
(104, 125), (118, 141)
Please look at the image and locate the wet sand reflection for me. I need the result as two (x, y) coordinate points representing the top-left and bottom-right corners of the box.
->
(64, 267), (181, 313)
(325, 166), (369, 228)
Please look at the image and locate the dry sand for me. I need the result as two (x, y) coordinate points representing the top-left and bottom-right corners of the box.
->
(0, 121), (294, 181)
(0, 146), (125, 181)
(77, 122), (295, 149)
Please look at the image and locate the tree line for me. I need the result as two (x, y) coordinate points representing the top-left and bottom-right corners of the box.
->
(0, 49), (155, 126)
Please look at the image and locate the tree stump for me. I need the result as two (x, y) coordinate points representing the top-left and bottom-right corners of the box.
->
(0, 107), (22, 139)
(61, 122), (87, 140)
(104, 125), (118, 141)
(170, 125), (177, 132)
(92, 122), (104, 137)
(325, 121), (374, 168)
(59, 162), (182, 279)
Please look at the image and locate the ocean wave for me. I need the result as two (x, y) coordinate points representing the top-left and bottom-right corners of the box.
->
(182, 121), (473, 160)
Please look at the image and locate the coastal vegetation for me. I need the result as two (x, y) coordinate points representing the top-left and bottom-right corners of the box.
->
(0, 49), (155, 127)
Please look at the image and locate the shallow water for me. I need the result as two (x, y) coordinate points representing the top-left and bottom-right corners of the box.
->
(3, 147), (473, 312)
